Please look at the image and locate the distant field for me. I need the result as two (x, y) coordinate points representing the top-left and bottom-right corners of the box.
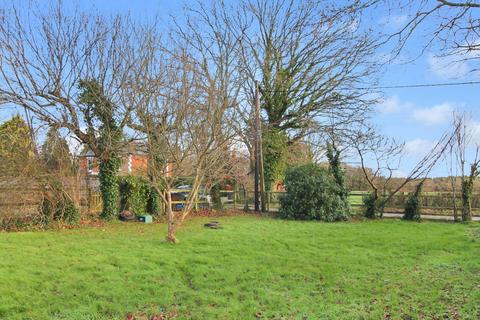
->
(348, 191), (367, 207)
(0, 216), (479, 319)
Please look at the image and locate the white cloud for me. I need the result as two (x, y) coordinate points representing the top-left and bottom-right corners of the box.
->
(390, 15), (408, 27)
(392, 169), (407, 178)
(405, 139), (435, 157)
(377, 95), (413, 114)
(379, 15), (408, 28)
(467, 120), (480, 145)
(471, 121), (480, 136)
(427, 54), (469, 80)
(412, 103), (454, 126)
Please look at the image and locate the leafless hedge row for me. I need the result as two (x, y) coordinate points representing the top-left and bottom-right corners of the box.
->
(0, 177), (99, 230)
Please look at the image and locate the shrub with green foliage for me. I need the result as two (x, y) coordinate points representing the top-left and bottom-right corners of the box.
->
(146, 187), (161, 216)
(41, 199), (79, 225)
(362, 192), (386, 219)
(403, 183), (423, 221)
(363, 193), (377, 218)
(118, 175), (160, 216)
(279, 164), (349, 221)
(0, 115), (35, 175)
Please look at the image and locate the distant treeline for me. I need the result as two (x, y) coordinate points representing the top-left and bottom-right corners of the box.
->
(344, 166), (476, 193)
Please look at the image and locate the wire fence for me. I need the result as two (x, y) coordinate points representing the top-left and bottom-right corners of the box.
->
(220, 190), (480, 217)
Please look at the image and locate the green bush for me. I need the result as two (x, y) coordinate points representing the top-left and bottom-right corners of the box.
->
(118, 176), (160, 216)
(146, 187), (161, 215)
(279, 164), (349, 221)
(42, 199), (80, 225)
(363, 192), (380, 218)
(403, 183), (423, 221)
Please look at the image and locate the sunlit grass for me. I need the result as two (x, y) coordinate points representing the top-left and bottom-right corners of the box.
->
(0, 216), (479, 319)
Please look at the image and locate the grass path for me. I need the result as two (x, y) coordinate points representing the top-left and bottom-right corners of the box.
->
(0, 216), (479, 319)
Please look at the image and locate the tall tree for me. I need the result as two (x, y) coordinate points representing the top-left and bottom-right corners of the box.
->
(78, 80), (123, 218)
(0, 2), (147, 218)
(0, 115), (35, 176)
(179, 0), (380, 189)
(449, 112), (479, 222)
(131, 45), (236, 243)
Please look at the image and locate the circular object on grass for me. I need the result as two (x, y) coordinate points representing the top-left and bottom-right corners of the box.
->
(119, 210), (136, 221)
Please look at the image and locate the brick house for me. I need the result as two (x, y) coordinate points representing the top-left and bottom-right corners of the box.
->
(79, 142), (149, 176)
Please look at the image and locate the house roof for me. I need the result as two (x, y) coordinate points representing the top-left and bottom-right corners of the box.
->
(79, 140), (148, 157)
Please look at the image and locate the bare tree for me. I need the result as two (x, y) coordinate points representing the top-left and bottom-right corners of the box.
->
(128, 35), (237, 242)
(179, 0), (381, 191)
(236, 0), (380, 138)
(449, 112), (479, 221)
(0, 2), (147, 217)
(382, 0), (480, 71)
(350, 124), (457, 217)
(445, 138), (460, 221)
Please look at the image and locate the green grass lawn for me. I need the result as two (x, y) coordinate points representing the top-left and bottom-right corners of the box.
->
(0, 216), (479, 319)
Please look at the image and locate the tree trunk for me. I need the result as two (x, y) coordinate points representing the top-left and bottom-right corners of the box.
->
(461, 191), (472, 222)
(451, 180), (459, 222)
(99, 156), (120, 219)
(165, 191), (178, 243)
(461, 174), (474, 222)
(462, 204), (472, 222)
(166, 220), (177, 243)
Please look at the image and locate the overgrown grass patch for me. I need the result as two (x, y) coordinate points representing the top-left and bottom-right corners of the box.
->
(0, 216), (479, 319)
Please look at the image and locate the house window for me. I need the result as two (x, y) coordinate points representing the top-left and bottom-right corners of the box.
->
(87, 156), (94, 173)
(128, 154), (132, 173)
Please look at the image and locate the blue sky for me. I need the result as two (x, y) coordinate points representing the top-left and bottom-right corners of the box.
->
(1, 0), (479, 177)
(367, 4), (480, 177)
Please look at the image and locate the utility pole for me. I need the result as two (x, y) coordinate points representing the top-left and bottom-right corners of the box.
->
(254, 81), (266, 212)
(254, 82), (260, 212)
(257, 83), (266, 213)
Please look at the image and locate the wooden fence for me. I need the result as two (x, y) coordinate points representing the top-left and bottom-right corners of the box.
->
(222, 190), (480, 217)
(80, 188), (211, 214)
(2, 186), (480, 220)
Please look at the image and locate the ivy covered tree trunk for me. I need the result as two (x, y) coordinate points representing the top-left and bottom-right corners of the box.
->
(326, 142), (350, 216)
(461, 164), (478, 222)
(263, 128), (288, 191)
(99, 156), (121, 219)
(78, 79), (124, 220)
(461, 179), (473, 222)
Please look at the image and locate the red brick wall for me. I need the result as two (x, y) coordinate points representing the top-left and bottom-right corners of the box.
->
(130, 155), (148, 174)
(80, 154), (148, 176)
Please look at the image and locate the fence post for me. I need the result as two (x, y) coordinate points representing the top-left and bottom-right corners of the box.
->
(267, 192), (270, 212)
(243, 189), (249, 211)
(233, 189), (237, 209)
